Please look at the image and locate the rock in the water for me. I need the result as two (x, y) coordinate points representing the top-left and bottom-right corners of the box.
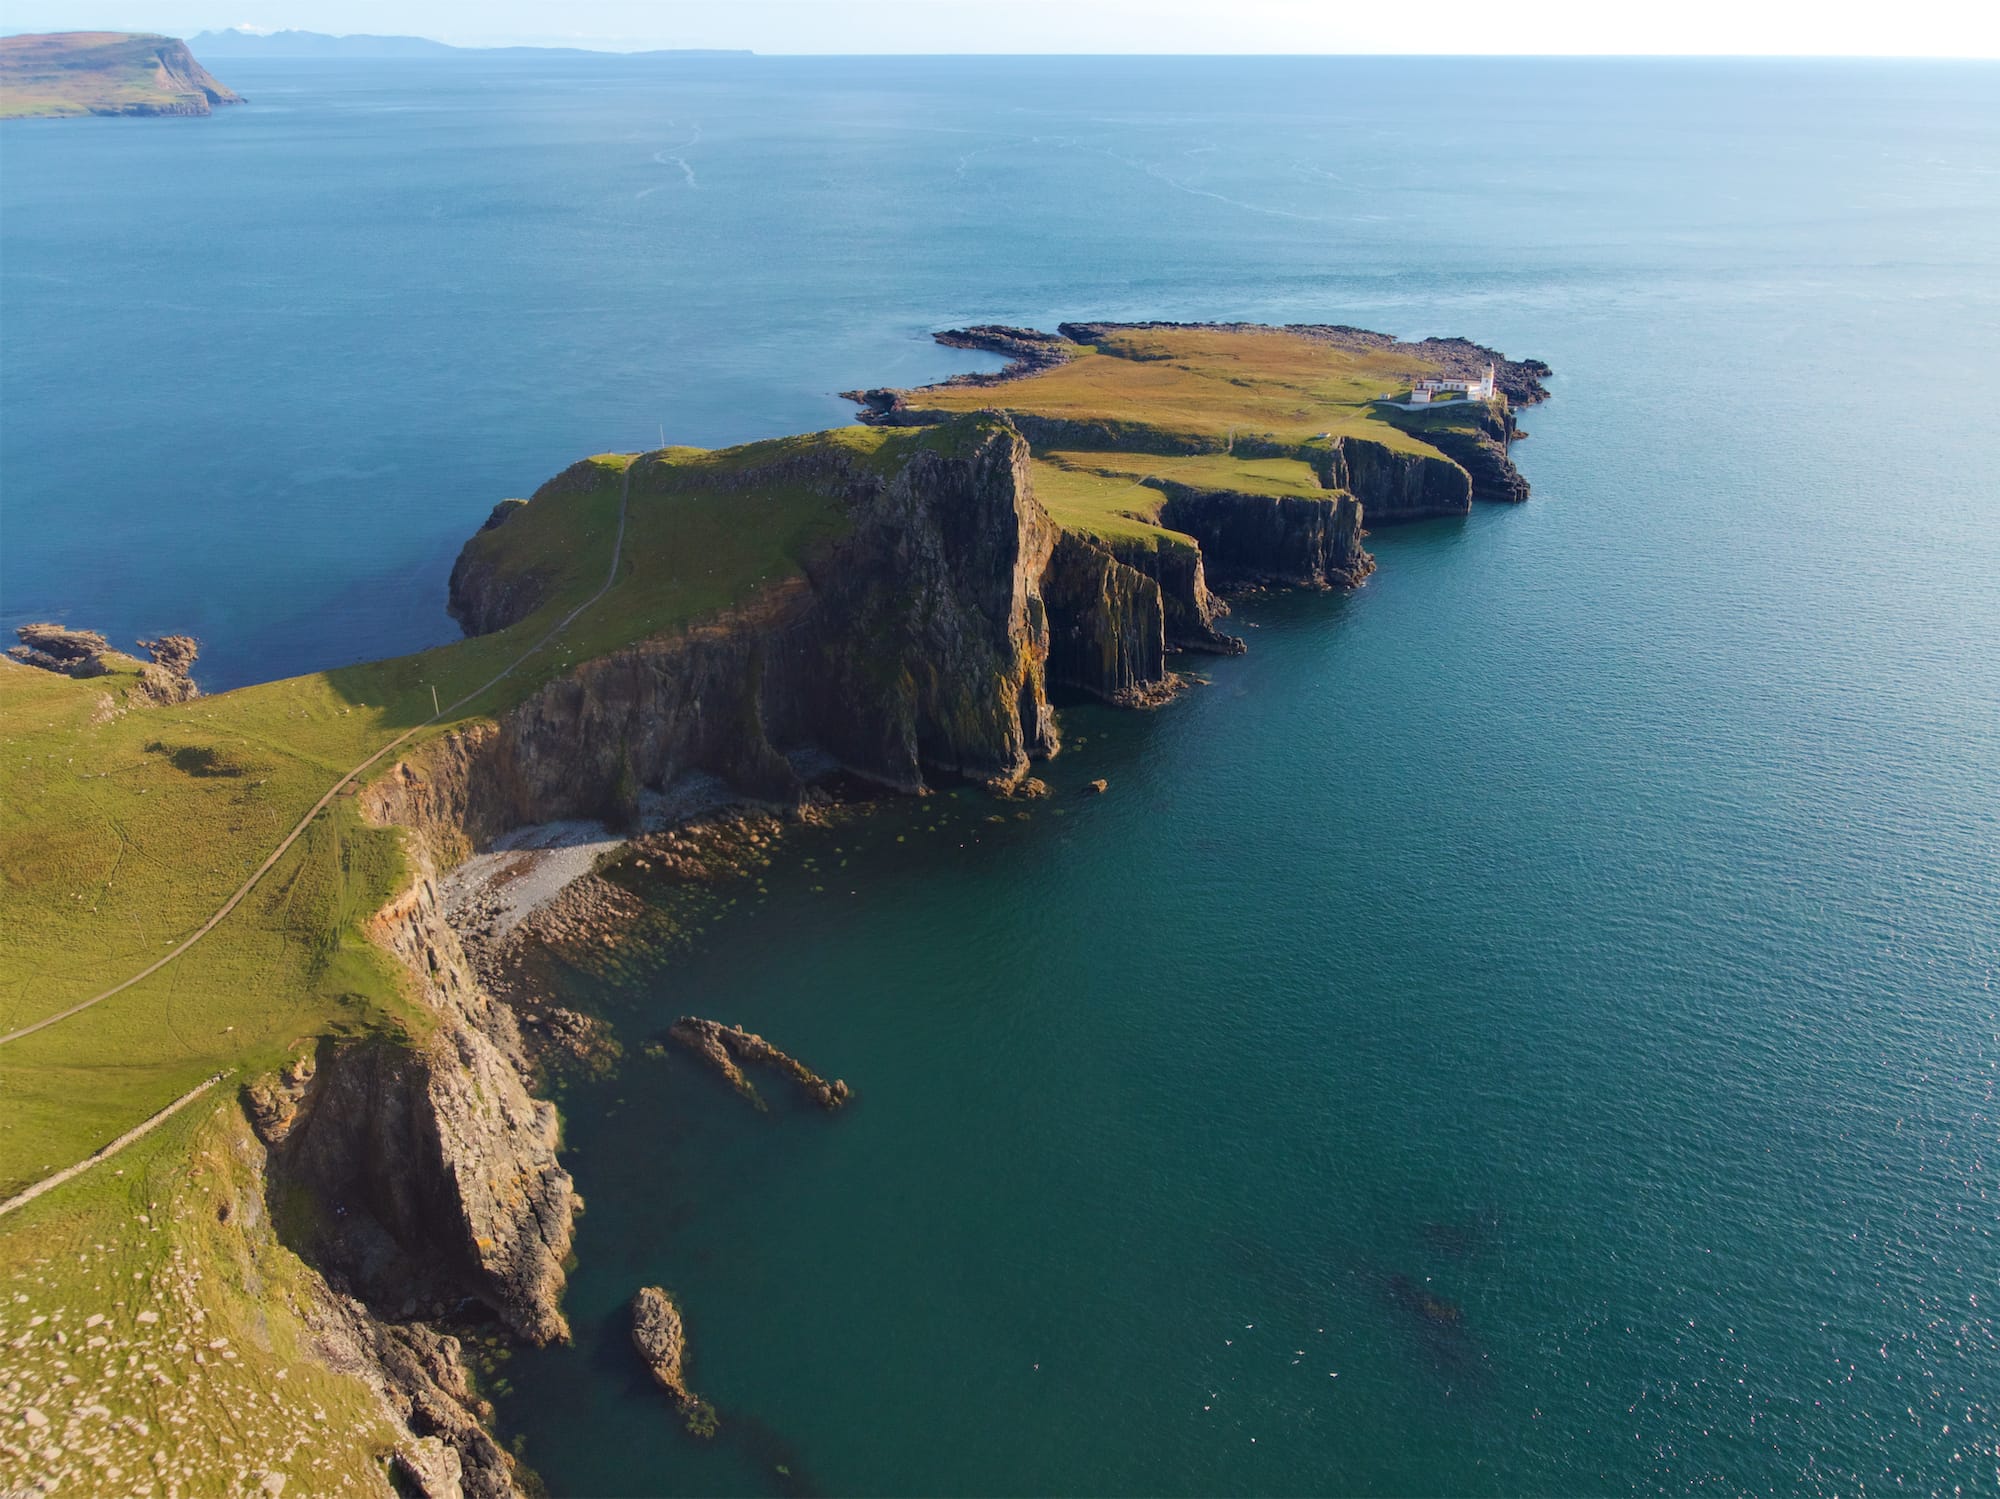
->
(630, 1287), (719, 1438)
(667, 1016), (851, 1113)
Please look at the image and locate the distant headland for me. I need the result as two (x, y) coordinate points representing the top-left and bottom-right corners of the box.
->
(0, 32), (242, 119)
(185, 27), (753, 59)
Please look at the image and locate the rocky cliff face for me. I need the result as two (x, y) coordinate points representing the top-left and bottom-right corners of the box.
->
(250, 850), (577, 1348)
(1040, 533), (1170, 706)
(401, 422), (1089, 863)
(1391, 404), (1531, 505)
(145, 37), (241, 111)
(1304, 434), (1472, 521)
(245, 845), (569, 1496)
(446, 474), (586, 637)
(1099, 535), (1242, 654)
(1155, 484), (1374, 591)
(309, 1289), (523, 1499)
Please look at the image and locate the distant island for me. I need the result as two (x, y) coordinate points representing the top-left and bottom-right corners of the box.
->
(0, 32), (242, 118)
(186, 27), (754, 59)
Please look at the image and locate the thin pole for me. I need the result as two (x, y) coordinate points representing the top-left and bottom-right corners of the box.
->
(431, 684), (440, 717)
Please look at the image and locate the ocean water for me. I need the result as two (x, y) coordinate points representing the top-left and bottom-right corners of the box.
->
(4, 56), (1997, 1496)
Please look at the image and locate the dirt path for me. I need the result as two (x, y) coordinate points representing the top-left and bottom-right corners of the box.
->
(0, 454), (639, 1050)
(0, 1073), (226, 1219)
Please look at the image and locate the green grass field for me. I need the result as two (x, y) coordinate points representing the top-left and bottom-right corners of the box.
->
(912, 324), (1452, 455)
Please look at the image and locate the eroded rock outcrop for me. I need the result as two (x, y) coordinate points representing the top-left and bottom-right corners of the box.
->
(842, 325), (1075, 417)
(669, 1016), (851, 1112)
(134, 634), (201, 704)
(1390, 402), (1531, 505)
(1099, 534), (1243, 654)
(306, 1288), (520, 1499)
(1040, 532), (1172, 705)
(9, 623), (202, 702)
(631, 1287), (720, 1437)
(1305, 435), (1471, 522)
(9, 622), (112, 678)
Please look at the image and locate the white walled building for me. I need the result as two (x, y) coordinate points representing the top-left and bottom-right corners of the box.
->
(1409, 363), (1497, 404)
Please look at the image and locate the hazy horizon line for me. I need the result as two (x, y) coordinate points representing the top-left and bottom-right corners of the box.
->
(11, 29), (1991, 60)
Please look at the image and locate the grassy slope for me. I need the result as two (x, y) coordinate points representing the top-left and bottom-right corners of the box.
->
(0, 438), (871, 1198)
(0, 32), (238, 120)
(1, 435), (868, 1486)
(913, 325), (1448, 454)
(0, 1093), (405, 1493)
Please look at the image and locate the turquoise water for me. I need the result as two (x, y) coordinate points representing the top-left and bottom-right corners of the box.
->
(5, 56), (1998, 1496)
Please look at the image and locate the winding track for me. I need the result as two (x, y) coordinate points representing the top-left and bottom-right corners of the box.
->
(0, 454), (640, 1051)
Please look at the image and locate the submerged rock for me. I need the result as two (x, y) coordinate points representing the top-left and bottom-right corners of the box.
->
(631, 1287), (719, 1438)
(667, 1016), (851, 1113)
(1386, 1273), (1465, 1327)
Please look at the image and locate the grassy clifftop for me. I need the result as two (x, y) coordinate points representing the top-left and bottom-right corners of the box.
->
(882, 323), (1452, 448)
(853, 321), (1543, 542)
(0, 32), (243, 119)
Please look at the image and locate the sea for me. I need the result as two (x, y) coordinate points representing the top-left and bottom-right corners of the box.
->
(2, 55), (1995, 1497)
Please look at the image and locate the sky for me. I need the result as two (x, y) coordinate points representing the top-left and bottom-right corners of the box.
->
(4, 0), (1997, 56)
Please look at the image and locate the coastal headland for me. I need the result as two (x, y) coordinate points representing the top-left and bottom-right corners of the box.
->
(0, 32), (243, 119)
(0, 322), (1547, 1495)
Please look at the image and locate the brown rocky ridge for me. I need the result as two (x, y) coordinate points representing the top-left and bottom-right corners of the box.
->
(9, 622), (201, 705)
(630, 1286), (720, 1437)
(668, 1016), (853, 1112)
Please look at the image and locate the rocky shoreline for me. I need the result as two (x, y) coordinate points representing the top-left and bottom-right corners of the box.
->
(9, 622), (202, 705)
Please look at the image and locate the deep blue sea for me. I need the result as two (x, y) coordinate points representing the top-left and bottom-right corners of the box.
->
(4, 56), (1996, 1497)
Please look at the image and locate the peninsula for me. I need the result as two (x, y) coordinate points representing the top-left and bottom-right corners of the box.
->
(0, 31), (242, 118)
(0, 322), (1547, 1496)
